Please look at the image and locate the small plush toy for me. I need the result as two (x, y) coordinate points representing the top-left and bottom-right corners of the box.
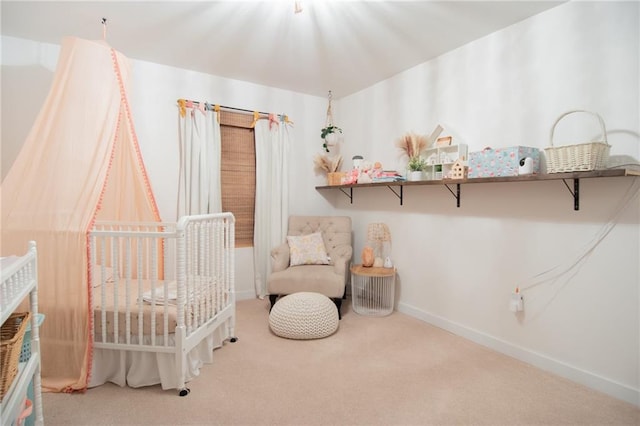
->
(357, 172), (372, 184)
(343, 168), (359, 185)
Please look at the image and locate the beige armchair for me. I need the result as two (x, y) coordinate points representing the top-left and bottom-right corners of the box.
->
(267, 216), (352, 319)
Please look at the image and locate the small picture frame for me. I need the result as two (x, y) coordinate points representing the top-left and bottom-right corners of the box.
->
(436, 136), (452, 147)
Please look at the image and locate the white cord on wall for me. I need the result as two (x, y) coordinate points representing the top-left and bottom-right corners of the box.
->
(520, 177), (640, 296)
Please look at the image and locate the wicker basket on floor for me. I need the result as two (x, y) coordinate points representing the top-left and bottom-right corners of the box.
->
(545, 110), (610, 173)
(1, 312), (30, 401)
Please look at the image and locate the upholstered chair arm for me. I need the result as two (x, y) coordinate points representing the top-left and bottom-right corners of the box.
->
(270, 243), (290, 272)
(330, 245), (353, 276)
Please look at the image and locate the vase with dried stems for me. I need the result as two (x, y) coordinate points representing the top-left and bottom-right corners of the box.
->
(396, 131), (428, 180)
(314, 153), (344, 185)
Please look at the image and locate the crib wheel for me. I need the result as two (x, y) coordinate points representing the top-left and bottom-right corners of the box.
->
(179, 388), (190, 397)
(230, 337), (238, 343)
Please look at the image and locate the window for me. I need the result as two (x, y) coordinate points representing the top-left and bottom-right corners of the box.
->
(220, 111), (256, 247)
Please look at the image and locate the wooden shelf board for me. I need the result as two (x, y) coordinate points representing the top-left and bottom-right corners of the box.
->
(316, 168), (639, 190)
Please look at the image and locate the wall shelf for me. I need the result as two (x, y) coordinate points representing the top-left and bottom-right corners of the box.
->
(316, 168), (640, 210)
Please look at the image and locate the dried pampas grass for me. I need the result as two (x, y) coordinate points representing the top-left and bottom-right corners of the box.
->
(395, 132), (428, 159)
(314, 154), (343, 173)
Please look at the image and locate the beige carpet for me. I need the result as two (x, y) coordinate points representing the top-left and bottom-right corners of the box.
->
(43, 298), (639, 426)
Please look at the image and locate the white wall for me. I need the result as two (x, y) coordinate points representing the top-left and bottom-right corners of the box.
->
(333, 1), (639, 406)
(2, 0), (638, 406)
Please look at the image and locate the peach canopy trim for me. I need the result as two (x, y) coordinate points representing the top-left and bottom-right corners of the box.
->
(1, 37), (161, 392)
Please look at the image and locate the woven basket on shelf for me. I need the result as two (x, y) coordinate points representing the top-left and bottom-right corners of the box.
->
(1, 312), (30, 401)
(545, 110), (610, 173)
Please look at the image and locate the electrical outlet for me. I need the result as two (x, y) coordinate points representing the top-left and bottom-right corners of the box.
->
(509, 288), (524, 312)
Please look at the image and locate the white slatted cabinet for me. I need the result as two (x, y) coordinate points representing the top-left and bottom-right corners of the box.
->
(1, 242), (44, 426)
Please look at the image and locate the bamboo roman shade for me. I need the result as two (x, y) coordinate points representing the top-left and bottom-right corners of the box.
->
(220, 110), (255, 247)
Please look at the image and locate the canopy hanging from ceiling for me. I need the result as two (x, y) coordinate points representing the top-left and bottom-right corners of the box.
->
(1, 36), (161, 392)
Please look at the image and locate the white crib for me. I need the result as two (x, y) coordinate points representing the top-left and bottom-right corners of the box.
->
(88, 213), (236, 395)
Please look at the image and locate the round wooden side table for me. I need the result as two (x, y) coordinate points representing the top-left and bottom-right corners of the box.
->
(350, 264), (396, 316)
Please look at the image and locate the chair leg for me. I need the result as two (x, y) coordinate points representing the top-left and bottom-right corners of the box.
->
(269, 294), (278, 312)
(332, 298), (342, 320)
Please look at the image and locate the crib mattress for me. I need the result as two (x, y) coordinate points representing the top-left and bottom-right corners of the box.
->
(93, 277), (228, 342)
(93, 279), (180, 340)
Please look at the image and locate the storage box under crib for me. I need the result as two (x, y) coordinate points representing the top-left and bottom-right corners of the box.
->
(468, 146), (540, 178)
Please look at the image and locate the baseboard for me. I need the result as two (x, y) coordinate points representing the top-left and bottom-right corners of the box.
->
(235, 290), (258, 301)
(397, 301), (640, 407)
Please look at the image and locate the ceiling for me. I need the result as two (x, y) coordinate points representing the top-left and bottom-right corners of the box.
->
(1, 1), (565, 98)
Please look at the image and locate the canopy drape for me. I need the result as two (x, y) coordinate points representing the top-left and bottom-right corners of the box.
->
(1, 37), (161, 392)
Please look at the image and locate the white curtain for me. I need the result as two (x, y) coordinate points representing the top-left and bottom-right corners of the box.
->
(253, 116), (291, 297)
(177, 105), (222, 217)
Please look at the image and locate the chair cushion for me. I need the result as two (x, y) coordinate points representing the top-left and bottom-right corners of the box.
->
(287, 232), (330, 266)
(269, 292), (339, 340)
(267, 265), (345, 298)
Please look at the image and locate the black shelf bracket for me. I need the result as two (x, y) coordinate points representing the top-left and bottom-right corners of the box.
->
(561, 178), (580, 210)
(443, 183), (461, 208)
(387, 185), (404, 205)
(338, 187), (353, 204)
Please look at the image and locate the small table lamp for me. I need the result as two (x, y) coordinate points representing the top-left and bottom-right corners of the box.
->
(366, 223), (392, 267)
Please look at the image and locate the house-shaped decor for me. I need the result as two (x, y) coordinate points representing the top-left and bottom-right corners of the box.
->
(450, 158), (468, 180)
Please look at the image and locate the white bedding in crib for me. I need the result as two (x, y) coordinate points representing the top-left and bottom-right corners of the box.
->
(88, 319), (229, 390)
(141, 281), (178, 305)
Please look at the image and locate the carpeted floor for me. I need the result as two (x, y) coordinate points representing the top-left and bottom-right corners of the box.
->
(42, 298), (640, 425)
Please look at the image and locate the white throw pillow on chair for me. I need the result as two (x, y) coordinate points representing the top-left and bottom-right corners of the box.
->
(287, 232), (330, 266)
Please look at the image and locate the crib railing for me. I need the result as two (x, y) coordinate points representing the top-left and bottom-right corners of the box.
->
(89, 213), (235, 352)
(176, 213), (235, 337)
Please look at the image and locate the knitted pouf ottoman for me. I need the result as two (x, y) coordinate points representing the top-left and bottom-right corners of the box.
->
(269, 292), (339, 340)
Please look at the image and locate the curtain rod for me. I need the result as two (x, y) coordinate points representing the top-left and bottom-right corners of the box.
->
(177, 99), (291, 123)
(178, 98), (266, 115)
